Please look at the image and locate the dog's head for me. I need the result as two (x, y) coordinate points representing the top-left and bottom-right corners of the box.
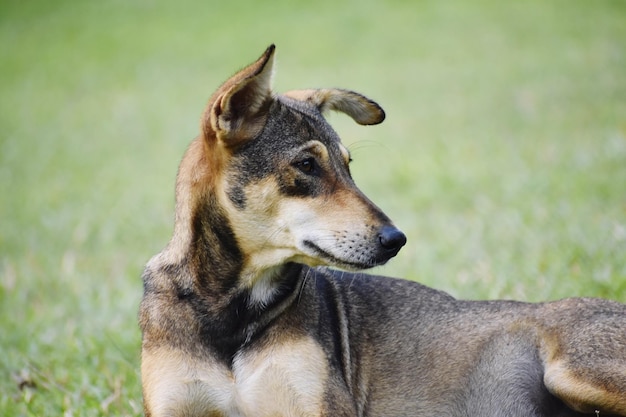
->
(178, 45), (405, 280)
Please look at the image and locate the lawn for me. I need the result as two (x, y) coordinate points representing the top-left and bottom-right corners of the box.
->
(1, 0), (625, 415)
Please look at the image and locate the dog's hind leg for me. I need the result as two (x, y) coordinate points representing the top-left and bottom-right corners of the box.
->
(538, 299), (626, 416)
(543, 359), (626, 416)
(462, 330), (587, 417)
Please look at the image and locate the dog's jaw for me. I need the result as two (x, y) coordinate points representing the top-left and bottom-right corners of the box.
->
(300, 239), (400, 271)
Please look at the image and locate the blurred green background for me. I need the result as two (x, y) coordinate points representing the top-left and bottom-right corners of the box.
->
(1, 0), (625, 415)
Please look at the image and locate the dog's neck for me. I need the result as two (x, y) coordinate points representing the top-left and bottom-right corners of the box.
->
(153, 137), (298, 309)
(146, 156), (307, 362)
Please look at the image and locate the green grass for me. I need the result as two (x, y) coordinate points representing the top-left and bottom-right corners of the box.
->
(1, 0), (625, 414)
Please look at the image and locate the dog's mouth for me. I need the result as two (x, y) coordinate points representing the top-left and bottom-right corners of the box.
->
(302, 240), (399, 270)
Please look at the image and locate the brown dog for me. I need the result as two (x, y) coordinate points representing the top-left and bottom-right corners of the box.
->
(139, 45), (626, 416)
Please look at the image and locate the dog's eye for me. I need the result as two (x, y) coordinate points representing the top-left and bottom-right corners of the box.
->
(294, 158), (317, 175)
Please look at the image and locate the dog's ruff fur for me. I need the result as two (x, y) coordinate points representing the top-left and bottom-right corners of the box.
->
(139, 45), (626, 416)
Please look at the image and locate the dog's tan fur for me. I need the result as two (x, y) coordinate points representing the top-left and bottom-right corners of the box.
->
(140, 45), (626, 416)
(142, 337), (328, 416)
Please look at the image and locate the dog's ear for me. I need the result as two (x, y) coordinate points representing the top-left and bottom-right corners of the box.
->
(282, 88), (385, 125)
(202, 45), (275, 147)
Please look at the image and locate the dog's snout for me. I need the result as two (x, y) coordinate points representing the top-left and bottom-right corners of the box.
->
(378, 226), (407, 252)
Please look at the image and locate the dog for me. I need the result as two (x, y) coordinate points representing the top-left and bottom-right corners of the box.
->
(139, 45), (626, 416)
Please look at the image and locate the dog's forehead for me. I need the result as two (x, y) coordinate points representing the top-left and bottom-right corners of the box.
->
(233, 97), (345, 175)
(271, 96), (342, 147)
(276, 95), (324, 120)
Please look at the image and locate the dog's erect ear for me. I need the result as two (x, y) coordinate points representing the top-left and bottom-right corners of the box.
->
(203, 45), (275, 147)
(282, 88), (385, 125)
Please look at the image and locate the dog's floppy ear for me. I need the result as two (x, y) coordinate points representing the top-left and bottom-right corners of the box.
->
(282, 88), (385, 125)
(202, 45), (275, 147)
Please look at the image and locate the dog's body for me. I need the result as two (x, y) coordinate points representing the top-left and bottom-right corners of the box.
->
(140, 45), (626, 416)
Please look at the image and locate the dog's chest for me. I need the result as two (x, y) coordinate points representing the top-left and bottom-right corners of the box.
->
(146, 336), (329, 417)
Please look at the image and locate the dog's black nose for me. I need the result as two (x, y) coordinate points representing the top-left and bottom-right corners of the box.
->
(378, 226), (407, 252)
